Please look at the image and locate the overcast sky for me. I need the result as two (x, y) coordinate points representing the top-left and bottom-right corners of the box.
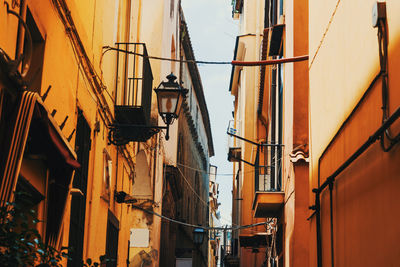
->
(181, 0), (238, 226)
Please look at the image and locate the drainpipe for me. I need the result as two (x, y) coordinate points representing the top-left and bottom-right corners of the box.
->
(313, 189), (322, 267)
(179, 0), (182, 84)
(270, 0), (278, 190)
(312, 105), (400, 266)
(136, 0), (142, 43)
(270, 68), (276, 189)
(254, 0), (261, 141)
(15, 0), (27, 62)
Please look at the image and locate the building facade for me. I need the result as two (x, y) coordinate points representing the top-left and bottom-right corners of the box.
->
(228, 0), (400, 267)
(0, 1), (213, 267)
(308, 1), (400, 266)
(228, 0), (309, 266)
(159, 9), (214, 267)
(228, 0), (267, 265)
(208, 165), (221, 267)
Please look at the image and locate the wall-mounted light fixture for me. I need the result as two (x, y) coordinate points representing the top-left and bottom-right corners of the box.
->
(108, 73), (187, 145)
(193, 227), (206, 245)
(154, 73), (188, 140)
(114, 190), (137, 204)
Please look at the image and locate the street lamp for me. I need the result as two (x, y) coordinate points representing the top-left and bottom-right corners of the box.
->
(108, 73), (187, 144)
(193, 227), (206, 245)
(154, 73), (188, 140)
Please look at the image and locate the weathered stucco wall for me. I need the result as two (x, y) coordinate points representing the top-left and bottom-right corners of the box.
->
(309, 1), (400, 266)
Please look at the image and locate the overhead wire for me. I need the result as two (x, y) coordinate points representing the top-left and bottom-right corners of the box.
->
(103, 46), (232, 65)
(102, 46), (308, 67)
(130, 202), (271, 231)
(143, 146), (241, 228)
(177, 166), (208, 207)
(309, 0), (342, 70)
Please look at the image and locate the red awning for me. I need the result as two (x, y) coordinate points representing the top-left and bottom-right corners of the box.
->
(34, 102), (80, 169)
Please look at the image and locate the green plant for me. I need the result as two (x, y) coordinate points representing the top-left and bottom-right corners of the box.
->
(0, 194), (112, 267)
(0, 196), (65, 266)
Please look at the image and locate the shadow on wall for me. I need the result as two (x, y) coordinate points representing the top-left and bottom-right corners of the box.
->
(130, 249), (158, 267)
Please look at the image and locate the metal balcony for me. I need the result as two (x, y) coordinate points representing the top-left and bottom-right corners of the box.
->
(253, 144), (284, 218)
(112, 43), (154, 142)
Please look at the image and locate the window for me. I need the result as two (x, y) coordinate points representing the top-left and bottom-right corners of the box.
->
(105, 210), (119, 267)
(102, 149), (112, 202)
(24, 7), (45, 94)
(14, 176), (45, 232)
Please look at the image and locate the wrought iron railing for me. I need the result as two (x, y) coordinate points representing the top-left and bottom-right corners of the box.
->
(114, 43), (153, 125)
(255, 144), (283, 192)
(226, 123), (283, 192)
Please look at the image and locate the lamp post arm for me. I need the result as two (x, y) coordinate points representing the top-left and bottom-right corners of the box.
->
(165, 124), (170, 140)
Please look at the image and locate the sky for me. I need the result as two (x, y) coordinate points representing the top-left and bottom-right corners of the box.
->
(181, 0), (238, 226)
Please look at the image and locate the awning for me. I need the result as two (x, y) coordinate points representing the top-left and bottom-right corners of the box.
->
(0, 91), (79, 205)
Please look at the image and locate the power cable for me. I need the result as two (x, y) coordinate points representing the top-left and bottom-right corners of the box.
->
(103, 46), (231, 65)
(177, 166), (208, 207)
(102, 46), (307, 67)
(309, 0), (342, 70)
(130, 202), (270, 231)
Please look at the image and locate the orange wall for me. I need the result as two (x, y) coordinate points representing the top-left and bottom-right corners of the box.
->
(309, 1), (400, 266)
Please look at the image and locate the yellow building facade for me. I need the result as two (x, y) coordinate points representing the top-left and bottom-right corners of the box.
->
(1, 0), (213, 266)
(229, 0), (400, 266)
(228, 0), (310, 266)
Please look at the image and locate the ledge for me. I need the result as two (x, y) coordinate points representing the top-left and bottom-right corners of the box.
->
(253, 191), (284, 218)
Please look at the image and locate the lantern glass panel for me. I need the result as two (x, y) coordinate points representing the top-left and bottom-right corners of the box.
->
(193, 228), (205, 245)
(156, 90), (180, 115)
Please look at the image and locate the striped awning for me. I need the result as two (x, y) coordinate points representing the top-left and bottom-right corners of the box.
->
(0, 91), (79, 206)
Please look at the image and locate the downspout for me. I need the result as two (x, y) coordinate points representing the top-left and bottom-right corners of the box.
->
(122, 0), (132, 102)
(136, 0), (142, 43)
(6, 0), (32, 78)
(313, 189), (322, 267)
(270, 0), (278, 189)
(312, 70), (383, 265)
(311, 17), (400, 266)
(15, 0), (27, 63)
(179, 1), (182, 84)
(270, 68), (276, 189)
(312, 105), (400, 266)
(84, 115), (98, 258)
(254, 0), (261, 140)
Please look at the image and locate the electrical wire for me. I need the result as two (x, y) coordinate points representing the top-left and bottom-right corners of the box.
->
(103, 46), (232, 65)
(176, 162), (254, 176)
(130, 202), (270, 231)
(102, 46), (308, 67)
(146, 150), (241, 228)
(177, 166), (208, 207)
(309, 0), (342, 70)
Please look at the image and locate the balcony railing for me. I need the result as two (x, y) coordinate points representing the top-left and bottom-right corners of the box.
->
(114, 43), (153, 126)
(255, 144), (283, 192)
(226, 123), (284, 192)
